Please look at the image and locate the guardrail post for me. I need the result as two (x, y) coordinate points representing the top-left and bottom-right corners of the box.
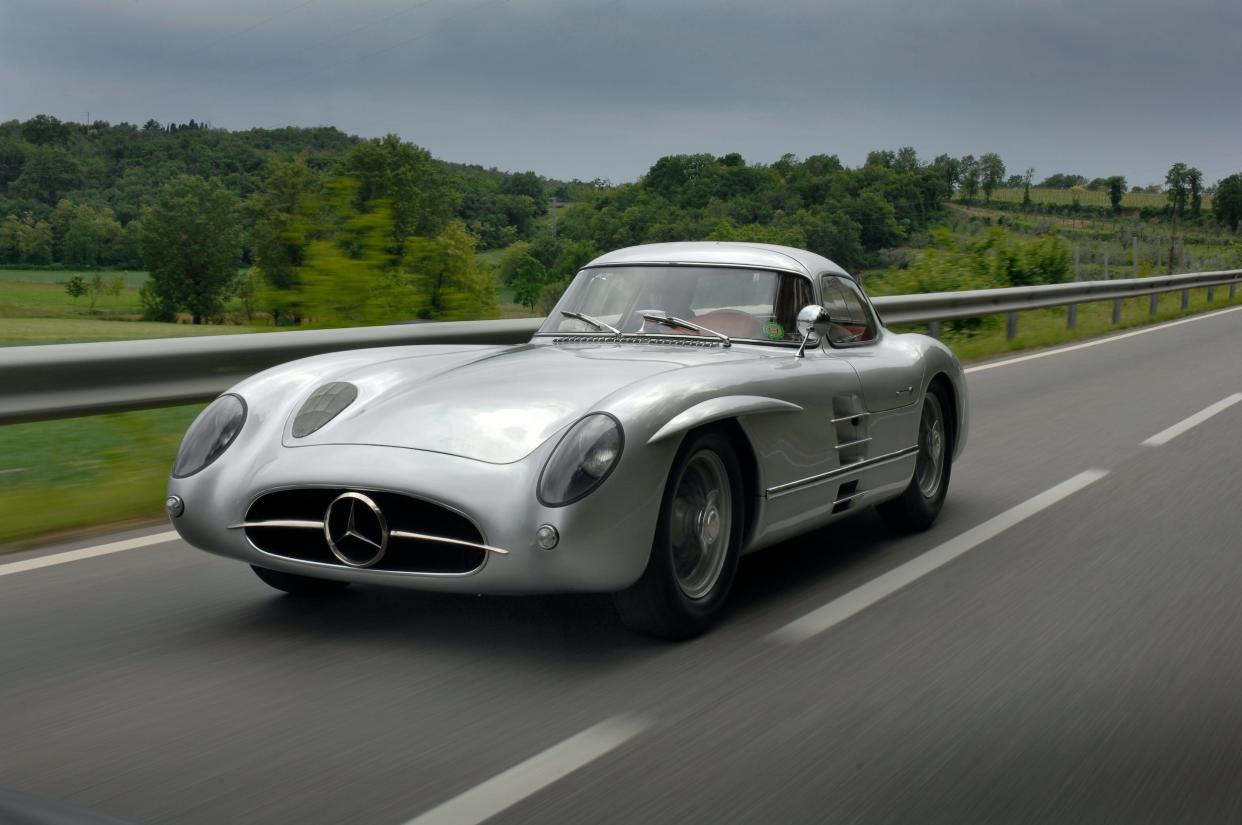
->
(1181, 289), (1190, 309)
(1150, 293), (1159, 315)
(1232, 283), (1238, 301)
(1006, 311), (1018, 340)
(1067, 303), (1077, 329)
(1112, 299), (1122, 324)
(1207, 286), (1215, 302)
(927, 320), (941, 339)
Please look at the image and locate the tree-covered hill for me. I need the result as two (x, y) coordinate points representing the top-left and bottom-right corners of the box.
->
(2, 114), (1236, 330)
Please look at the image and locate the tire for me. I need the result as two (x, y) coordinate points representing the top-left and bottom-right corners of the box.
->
(877, 388), (951, 532)
(613, 430), (744, 639)
(251, 565), (351, 596)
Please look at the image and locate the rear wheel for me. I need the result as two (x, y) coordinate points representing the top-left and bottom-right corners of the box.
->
(251, 565), (351, 596)
(877, 389), (951, 531)
(613, 430), (743, 639)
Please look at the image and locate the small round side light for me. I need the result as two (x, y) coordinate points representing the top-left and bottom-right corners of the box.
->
(535, 524), (559, 551)
(165, 495), (185, 518)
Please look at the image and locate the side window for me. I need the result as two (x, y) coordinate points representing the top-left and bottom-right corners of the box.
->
(819, 276), (877, 345)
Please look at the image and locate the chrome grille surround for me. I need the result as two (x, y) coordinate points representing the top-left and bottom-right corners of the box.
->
(236, 487), (498, 576)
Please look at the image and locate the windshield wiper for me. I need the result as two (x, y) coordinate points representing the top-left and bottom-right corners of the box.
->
(640, 312), (731, 347)
(560, 310), (620, 336)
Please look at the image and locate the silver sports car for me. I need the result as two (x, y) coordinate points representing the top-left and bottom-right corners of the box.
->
(167, 242), (967, 637)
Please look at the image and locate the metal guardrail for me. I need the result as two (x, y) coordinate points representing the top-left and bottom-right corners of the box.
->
(2, 269), (1240, 424)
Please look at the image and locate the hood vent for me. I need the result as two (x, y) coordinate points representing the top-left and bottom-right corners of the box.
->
(292, 382), (358, 438)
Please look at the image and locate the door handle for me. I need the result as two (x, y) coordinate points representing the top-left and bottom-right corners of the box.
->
(895, 386), (913, 397)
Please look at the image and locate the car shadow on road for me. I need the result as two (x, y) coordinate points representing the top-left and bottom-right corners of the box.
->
(203, 505), (939, 662)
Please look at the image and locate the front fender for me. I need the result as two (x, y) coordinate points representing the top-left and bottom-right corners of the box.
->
(646, 395), (803, 444)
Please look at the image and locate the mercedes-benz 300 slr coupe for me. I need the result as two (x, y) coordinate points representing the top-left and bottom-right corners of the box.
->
(166, 242), (967, 638)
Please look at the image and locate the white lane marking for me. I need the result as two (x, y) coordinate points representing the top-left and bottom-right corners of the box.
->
(964, 304), (1242, 374)
(401, 715), (649, 825)
(1141, 393), (1242, 447)
(0, 531), (179, 578)
(769, 469), (1110, 645)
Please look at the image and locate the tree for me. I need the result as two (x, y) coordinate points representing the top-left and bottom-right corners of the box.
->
(106, 274), (126, 304)
(1106, 176), (1127, 212)
(1038, 173), (1086, 189)
(64, 275), (87, 302)
(10, 147), (82, 205)
(87, 273), (105, 311)
(140, 175), (242, 324)
(245, 157), (322, 291)
(292, 189), (403, 326)
(931, 154), (960, 195)
(1213, 173), (1242, 232)
(499, 171), (546, 210)
(1187, 167), (1204, 217)
(21, 114), (70, 146)
(893, 147), (920, 173)
(1165, 162), (1190, 217)
(1022, 168), (1034, 207)
(342, 135), (458, 246)
(509, 252), (548, 313)
(849, 190), (904, 250)
(979, 153), (1005, 202)
(0, 139), (26, 187)
(403, 221), (496, 320)
(958, 155), (980, 201)
(1165, 163), (1191, 274)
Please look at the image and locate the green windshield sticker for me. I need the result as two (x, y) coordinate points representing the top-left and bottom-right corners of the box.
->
(764, 321), (785, 340)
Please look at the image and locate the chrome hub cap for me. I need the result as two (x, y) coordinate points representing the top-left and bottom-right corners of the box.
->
(670, 450), (732, 600)
(915, 395), (946, 500)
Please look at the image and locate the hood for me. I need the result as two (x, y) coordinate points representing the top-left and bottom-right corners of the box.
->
(285, 342), (754, 463)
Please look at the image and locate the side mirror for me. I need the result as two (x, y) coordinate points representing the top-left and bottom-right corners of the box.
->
(795, 304), (829, 357)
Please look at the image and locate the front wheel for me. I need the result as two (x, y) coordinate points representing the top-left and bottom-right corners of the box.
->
(613, 430), (744, 639)
(877, 389), (951, 532)
(251, 565), (351, 596)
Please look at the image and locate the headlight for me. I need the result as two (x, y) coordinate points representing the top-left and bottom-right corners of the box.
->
(172, 394), (247, 478)
(538, 413), (624, 506)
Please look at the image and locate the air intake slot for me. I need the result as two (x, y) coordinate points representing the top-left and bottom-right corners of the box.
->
(292, 382), (358, 438)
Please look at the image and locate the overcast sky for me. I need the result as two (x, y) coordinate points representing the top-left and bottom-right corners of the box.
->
(3, 0), (1239, 186)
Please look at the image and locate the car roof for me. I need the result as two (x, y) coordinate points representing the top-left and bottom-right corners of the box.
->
(584, 242), (853, 279)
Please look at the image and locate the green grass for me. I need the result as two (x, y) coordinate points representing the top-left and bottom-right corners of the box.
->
(980, 187), (1211, 210)
(0, 276), (145, 317)
(1, 285), (1237, 552)
(0, 405), (203, 548)
(0, 317), (273, 345)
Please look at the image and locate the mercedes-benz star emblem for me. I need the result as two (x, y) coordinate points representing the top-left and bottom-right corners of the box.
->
(324, 492), (389, 567)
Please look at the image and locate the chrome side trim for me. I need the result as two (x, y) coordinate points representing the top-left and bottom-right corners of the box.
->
(832, 490), (870, 506)
(834, 437), (873, 450)
(764, 446), (919, 500)
(830, 411), (870, 423)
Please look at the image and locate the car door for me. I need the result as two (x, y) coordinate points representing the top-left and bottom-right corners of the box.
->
(819, 275), (924, 414)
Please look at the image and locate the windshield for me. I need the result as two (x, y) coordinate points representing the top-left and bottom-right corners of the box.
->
(539, 266), (815, 343)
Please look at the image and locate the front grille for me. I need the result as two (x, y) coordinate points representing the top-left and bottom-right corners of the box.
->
(243, 489), (488, 574)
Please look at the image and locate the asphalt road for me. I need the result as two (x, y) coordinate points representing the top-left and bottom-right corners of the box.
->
(5, 307), (1242, 825)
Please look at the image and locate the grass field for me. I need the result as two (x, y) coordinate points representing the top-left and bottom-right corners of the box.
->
(0, 317), (273, 345)
(0, 268), (150, 287)
(1, 274), (145, 318)
(1, 284), (1237, 551)
(978, 187), (1212, 210)
(0, 268), (275, 344)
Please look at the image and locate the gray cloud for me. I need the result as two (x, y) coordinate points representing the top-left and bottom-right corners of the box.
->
(3, 0), (1240, 185)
